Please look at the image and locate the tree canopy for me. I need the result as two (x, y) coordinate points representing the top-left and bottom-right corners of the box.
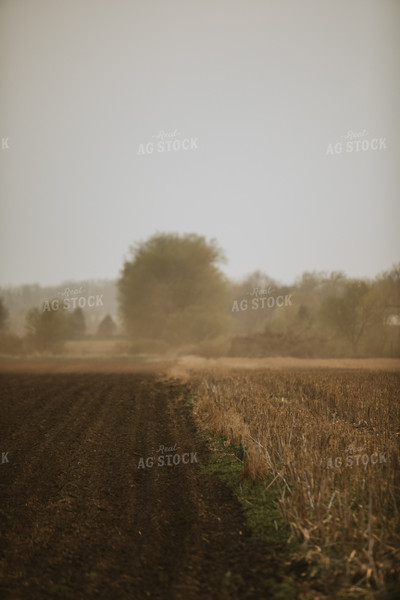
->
(118, 233), (230, 347)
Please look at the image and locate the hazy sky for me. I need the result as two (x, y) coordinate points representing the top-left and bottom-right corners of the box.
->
(1, 0), (399, 287)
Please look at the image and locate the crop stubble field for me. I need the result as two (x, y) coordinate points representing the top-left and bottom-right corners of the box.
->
(190, 367), (400, 597)
(0, 358), (399, 599)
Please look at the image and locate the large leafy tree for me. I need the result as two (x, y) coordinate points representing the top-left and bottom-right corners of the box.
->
(118, 233), (230, 346)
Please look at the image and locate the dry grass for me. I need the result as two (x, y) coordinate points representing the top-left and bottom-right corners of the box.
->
(191, 369), (400, 597)
(176, 355), (400, 372)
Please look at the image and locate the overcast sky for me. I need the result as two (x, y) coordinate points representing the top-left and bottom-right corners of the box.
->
(0, 0), (399, 287)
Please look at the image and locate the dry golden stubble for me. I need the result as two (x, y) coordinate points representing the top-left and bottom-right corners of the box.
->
(191, 369), (400, 594)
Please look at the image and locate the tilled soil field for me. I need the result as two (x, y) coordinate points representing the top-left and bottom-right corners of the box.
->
(0, 372), (290, 600)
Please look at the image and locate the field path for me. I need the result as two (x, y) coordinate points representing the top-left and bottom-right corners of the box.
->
(0, 372), (286, 600)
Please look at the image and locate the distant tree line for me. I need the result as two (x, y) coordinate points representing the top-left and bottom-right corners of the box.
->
(0, 279), (117, 335)
(0, 300), (118, 355)
(229, 266), (400, 358)
(118, 233), (400, 358)
(1, 232), (399, 357)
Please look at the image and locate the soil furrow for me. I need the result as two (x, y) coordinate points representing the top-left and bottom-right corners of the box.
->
(0, 371), (285, 600)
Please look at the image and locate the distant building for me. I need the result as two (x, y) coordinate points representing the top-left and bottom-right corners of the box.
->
(384, 314), (400, 327)
(383, 306), (400, 357)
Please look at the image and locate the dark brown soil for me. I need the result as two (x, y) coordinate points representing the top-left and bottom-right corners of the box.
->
(0, 372), (291, 600)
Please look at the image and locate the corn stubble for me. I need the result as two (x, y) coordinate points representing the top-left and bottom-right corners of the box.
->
(192, 369), (400, 597)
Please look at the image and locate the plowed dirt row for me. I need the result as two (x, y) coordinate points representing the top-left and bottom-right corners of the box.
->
(0, 373), (286, 600)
